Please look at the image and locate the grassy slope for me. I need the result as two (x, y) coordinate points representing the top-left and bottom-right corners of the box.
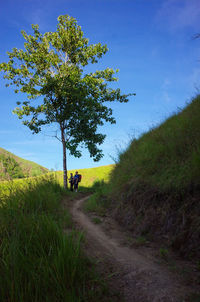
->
(110, 95), (200, 192)
(56, 164), (114, 188)
(103, 95), (200, 259)
(0, 147), (48, 178)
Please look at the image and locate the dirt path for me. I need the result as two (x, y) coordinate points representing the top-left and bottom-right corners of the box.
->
(69, 196), (194, 302)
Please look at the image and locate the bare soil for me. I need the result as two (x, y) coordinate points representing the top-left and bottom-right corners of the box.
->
(65, 195), (200, 302)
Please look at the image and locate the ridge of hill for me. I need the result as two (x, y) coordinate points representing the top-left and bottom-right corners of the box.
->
(0, 147), (48, 179)
(95, 94), (200, 259)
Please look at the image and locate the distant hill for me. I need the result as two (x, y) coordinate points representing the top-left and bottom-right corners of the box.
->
(0, 147), (48, 180)
(56, 164), (115, 187)
(69, 165), (114, 187)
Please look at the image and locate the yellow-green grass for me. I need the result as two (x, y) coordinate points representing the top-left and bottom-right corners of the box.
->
(0, 173), (58, 202)
(0, 164), (114, 200)
(56, 164), (114, 188)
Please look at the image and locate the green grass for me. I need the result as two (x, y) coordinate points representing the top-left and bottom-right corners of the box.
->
(92, 217), (102, 224)
(56, 164), (114, 188)
(0, 175), (110, 302)
(159, 248), (169, 260)
(83, 181), (111, 216)
(135, 236), (147, 245)
(84, 194), (106, 216)
(109, 95), (200, 193)
(0, 151), (114, 186)
(88, 94), (200, 260)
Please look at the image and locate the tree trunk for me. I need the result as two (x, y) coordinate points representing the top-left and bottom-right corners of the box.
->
(61, 126), (68, 189)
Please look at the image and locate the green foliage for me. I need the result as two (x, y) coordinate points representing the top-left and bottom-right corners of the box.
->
(30, 166), (44, 177)
(92, 217), (102, 224)
(84, 180), (110, 215)
(0, 175), (109, 301)
(0, 14), (133, 169)
(0, 147), (48, 180)
(135, 236), (147, 245)
(0, 154), (24, 179)
(84, 194), (104, 214)
(159, 248), (169, 260)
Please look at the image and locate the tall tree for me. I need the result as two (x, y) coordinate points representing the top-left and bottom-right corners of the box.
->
(0, 15), (134, 188)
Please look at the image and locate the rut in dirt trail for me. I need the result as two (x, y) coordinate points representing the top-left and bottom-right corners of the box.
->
(70, 196), (191, 302)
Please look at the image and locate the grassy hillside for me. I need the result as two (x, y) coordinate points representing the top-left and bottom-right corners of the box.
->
(0, 147), (48, 179)
(110, 95), (200, 193)
(56, 164), (114, 188)
(92, 95), (200, 259)
(0, 164), (114, 199)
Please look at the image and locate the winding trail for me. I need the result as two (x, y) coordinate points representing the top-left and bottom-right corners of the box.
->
(69, 196), (191, 302)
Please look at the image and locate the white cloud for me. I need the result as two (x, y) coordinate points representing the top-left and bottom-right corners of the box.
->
(156, 0), (200, 32)
(160, 78), (172, 103)
(162, 90), (172, 103)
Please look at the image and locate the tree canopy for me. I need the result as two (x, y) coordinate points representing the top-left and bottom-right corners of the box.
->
(0, 14), (134, 187)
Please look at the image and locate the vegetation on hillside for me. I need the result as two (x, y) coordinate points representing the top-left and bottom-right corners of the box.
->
(0, 154), (24, 179)
(110, 94), (200, 193)
(87, 95), (200, 259)
(0, 147), (48, 179)
(0, 175), (109, 302)
(56, 164), (114, 188)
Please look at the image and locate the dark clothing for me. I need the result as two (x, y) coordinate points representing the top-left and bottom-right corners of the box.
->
(69, 176), (74, 192)
(74, 174), (79, 191)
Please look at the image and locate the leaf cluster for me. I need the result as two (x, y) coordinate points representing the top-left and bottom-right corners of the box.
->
(0, 15), (134, 160)
(0, 154), (24, 179)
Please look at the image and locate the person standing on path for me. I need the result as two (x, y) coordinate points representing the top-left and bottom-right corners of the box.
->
(74, 171), (79, 192)
(69, 173), (74, 192)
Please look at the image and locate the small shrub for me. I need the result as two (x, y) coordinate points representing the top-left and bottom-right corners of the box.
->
(83, 181), (110, 216)
(92, 217), (102, 224)
(159, 248), (169, 260)
(135, 236), (147, 245)
(0, 154), (24, 179)
(84, 194), (99, 212)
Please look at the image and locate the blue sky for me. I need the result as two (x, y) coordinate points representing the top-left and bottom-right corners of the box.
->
(0, 0), (200, 170)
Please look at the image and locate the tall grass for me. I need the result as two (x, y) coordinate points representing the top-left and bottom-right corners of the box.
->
(83, 181), (110, 215)
(87, 95), (200, 259)
(0, 175), (104, 301)
(109, 94), (200, 194)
